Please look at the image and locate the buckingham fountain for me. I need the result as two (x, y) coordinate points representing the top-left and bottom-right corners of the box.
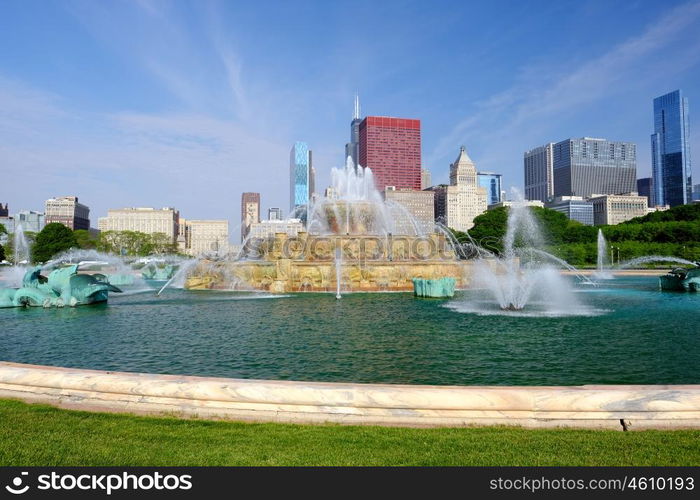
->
(185, 160), (473, 294)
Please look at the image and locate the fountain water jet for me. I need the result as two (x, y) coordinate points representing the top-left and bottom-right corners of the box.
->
(450, 193), (593, 315)
(593, 229), (613, 280)
(618, 256), (697, 269)
(335, 247), (342, 299)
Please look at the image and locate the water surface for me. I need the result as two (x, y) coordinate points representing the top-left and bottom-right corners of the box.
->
(1, 276), (698, 386)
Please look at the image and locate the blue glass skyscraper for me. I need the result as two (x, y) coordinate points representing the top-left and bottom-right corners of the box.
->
(290, 141), (310, 211)
(477, 172), (503, 206)
(651, 90), (692, 207)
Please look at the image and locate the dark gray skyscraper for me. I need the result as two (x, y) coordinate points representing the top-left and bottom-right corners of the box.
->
(651, 90), (692, 207)
(637, 177), (652, 206)
(524, 143), (554, 202)
(552, 137), (636, 198)
(344, 94), (361, 169)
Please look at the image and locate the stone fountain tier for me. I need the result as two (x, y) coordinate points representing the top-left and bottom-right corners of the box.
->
(310, 199), (386, 235)
(186, 232), (472, 293)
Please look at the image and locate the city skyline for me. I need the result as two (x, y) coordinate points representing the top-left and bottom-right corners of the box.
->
(1, 1), (700, 230)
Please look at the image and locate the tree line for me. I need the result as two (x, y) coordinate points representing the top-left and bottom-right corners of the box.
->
(451, 204), (700, 266)
(0, 223), (178, 263)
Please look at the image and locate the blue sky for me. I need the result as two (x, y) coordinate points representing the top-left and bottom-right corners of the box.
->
(1, 0), (699, 239)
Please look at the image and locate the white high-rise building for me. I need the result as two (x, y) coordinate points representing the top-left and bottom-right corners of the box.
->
(431, 147), (487, 231)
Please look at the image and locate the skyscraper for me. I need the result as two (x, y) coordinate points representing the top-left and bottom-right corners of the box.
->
(240, 192), (260, 242)
(552, 138), (636, 198)
(637, 177), (652, 206)
(344, 94), (361, 168)
(289, 142), (310, 211)
(359, 116), (421, 191)
(477, 172), (503, 206)
(524, 143), (554, 202)
(651, 90), (692, 207)
(421, 168), (431, 189)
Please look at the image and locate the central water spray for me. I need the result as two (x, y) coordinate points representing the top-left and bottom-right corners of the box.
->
(466, 194), (589, 314)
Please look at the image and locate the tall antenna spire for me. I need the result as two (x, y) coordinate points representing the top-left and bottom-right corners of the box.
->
(353, 92), (360, 120)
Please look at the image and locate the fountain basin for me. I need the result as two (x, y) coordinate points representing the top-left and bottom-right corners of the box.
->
(1, 361), (699, 429)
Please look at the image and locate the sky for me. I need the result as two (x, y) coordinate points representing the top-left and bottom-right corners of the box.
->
(1, 0), (700, 240)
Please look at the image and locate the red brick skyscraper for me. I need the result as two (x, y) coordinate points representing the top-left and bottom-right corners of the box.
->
(358, 116), (421, 191)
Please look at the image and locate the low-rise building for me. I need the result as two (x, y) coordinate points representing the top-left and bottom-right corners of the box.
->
(646, 205), (670, 214)
(178, 219), (229, 257)
(589, 192), (648, 225)
(98, 207), (179, 242)
(45, 196), (90, 230)
(247, 219), (304, 239)
(383, 187), (435, 233)
(487, 200), (545, 210)
(545, 196), (594, 226)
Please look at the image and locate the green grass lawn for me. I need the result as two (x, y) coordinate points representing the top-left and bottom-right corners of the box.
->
(1, 399), (699, 466)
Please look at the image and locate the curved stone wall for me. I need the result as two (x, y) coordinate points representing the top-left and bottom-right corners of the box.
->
(1, 362), (699, 429)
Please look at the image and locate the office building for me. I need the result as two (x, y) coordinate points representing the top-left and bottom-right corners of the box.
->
(247, 219), (304, 239)
(324, 187), (338, 200)
(344, 94), (362, 168)
(290, 141), (311, 211)
(693, 184), (700, 202)
(637, 177), (652, 206)
(590, 193), (648, 225)
(383, 187), (435, 233)
(488, 200), (545, 210)
(421, 168), (431, 190)
(98, 207), (179, 242)
(477, 172), (503, 206)
(524, 143), (554, 202)
(178, 219), (229, 257)
(0, 203), (7, 217)
(430, 147), (487, 231)
(651, 90), (693, 207)
(12, 210), (45, 233)
(268, 208), (283, 221)
(553, 138), (636, 198)
(309, 164), (316, 200)
(241, 192), (260, 242)
(545, 197), (594, 226)
(45, 196), (90, 230)
(359, 116), (421, 191)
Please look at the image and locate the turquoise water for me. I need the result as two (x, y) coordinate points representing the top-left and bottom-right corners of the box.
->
(1, 276), (698, 386)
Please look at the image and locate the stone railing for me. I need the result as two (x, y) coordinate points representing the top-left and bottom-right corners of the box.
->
(0, 362), (699, 429)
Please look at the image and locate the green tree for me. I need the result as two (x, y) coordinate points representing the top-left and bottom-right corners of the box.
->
(32, 223), (78, 263)
(0, 223), (6, 262)
(74, 229), (98, 250)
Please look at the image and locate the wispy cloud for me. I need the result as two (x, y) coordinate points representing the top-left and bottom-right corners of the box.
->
(427, 1), (700, 184)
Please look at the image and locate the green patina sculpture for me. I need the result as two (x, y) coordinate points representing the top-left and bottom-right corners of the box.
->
(412, 277), (456, 298)
(0, 265), (122, 308)
(659, 266), (700, 292)
(141, 264), (177, 282)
